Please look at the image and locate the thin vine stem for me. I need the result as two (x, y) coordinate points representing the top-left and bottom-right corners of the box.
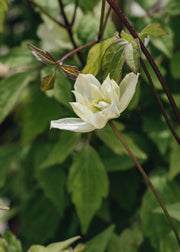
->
(58, 0), (84, 64)
(70, 0), (78, 27)
(106, 0), (180, 125)
(58, 39), (99, 64)
(29, 0), (65, 27)
(109, 120), (180, 247)
(101, 6), (112, 37)
(57, 0), (111, 65)
(98, 0), (106, 40)
(98, 1), (112, 41)
(140, 59), (180, 144)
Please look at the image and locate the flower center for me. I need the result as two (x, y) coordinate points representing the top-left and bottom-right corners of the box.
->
(91, 99), (111, 112)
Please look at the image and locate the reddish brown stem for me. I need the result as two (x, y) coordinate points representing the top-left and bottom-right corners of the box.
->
(109, 120), (180, 247)
(58, 39), (99, 64)
(106, 0), (180, 125)
(141, 59), (180, 144)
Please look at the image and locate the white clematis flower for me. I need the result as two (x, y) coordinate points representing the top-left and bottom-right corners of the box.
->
(51, 73), (139, 133)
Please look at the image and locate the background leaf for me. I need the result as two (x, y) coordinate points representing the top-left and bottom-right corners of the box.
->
(3, 231), (22, 252)
(36, 166), (66, 215)
(40, 131), (80, 169)
(0, 0), (8, 32)
(0, 144), (20, 187)
(169, 134), (180, 180)
(68, 145), (109, 234)
(0, 72), (32, 124)
(153, 202), (180, 222)
(53, 70), (73, 109)
(21, 85), (61, 144)
(140, 172), (180, 250)
(28, 236), (80, 252)
(139, 23), (167, 38)
(170, 51), (180, 79)
(0, 239), (9, 252)
(0, 203), (9, 211)
(83, 225), (114, 252)
(96, 123), (147, 160)
(107, 223), (143, 252)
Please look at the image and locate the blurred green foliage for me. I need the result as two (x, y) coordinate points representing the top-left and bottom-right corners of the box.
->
(0, 0), (180, 251)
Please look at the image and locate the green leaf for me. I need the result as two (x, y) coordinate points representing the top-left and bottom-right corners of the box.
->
(150, 26), (173, 58)
(78, 0), (100, 11)
(165, 0), (180, 16)
(153, 202), (180, 222)
(3, 231), (22, 252)
(68, 145), (109, 234)
(53, 70), (73, 108)
(99, 146), (135, 172)
(0, 0), (8, 33)
(101, 39), (128, 83)
(170, 52), (180, 79)
(1, 41), (37, 68)
(109, 170), (141, 211)
(0, 203), (9, 211)
(77, 15), (115, 44)
(60, 64), (81, 80)
(118, 224), (143, 252)
(139, 23), (167, 38)
(27, 43), (57, 65)
(121, 23), (167, 45)
(83, 225), (114, 252)
(20, 195), (61, 245)
(96, 123), (147, 160)
(120, 31), (133, 42)
(160, 232), (179, 252)
(141, 59), (166, 90)
(0, 239), (9, 252)
(28, 236), (80, 252)
(107, 223), (143, 252)
(106, 234), (122, 252)
(169, 134), (180, 180)
(0, 144), (20, 187)
(21, 85), (60, 144)
(143, 115), (171, 155)
(125, 38), (141, 73)
(82, 38), (117, 76)
(0, 72), (31, 124)
(41, 70), (56, 91)
(40, 131), (80, 169)
(36, 166), (66, 215)
(140, 172), (180, 250)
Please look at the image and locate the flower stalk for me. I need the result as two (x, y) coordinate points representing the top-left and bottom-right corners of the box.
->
(109, 120), (180, 247)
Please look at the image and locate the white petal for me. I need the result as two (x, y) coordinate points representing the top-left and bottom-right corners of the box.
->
(90, 83), (104, 101)
(74, 74), (101, 102)
(70, 102), (94, 122)
(102, 75), (120, 99)
(101, 75), (121, 109)
(87, 105), (120, 128)
(50, 118), (95, 133)
(73, 91), (90, 107)
(119, 72), (139, 113)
